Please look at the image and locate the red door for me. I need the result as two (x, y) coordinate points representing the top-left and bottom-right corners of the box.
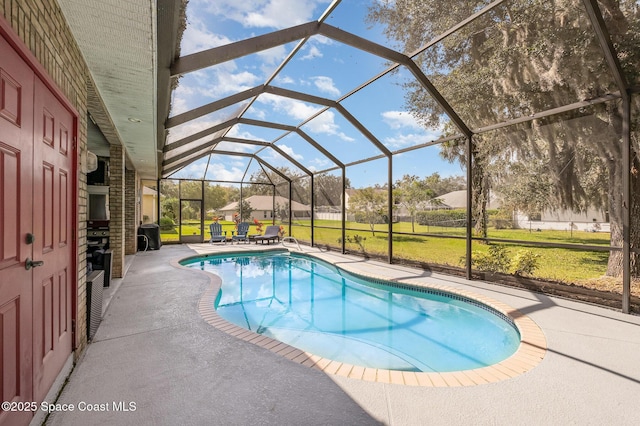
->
(0, 32), (75, 425)
(31, 76), (74, 403)
(0, 33), (36, 426)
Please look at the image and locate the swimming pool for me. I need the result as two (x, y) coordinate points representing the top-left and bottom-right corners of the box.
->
(183, 251), (523, 373)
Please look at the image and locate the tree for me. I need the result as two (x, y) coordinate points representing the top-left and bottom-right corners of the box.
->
(348, 188), (387, 236)
(238, 199), (254, 221)
(180, 180), (202, 199)
(315, 173), (350, 207)
(204, 183), (229, 213)
(394, 174), (435, 232)
(161, 197), (179, 222)
(368, 0), (640, 276)
(423, 173), (466, 197)
(495, 160), (554, 219)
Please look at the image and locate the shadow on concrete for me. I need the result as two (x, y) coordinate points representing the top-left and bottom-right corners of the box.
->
(46, 245), (382, 426)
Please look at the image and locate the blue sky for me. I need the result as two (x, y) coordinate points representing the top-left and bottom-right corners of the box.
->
(167, 0), (465, 187)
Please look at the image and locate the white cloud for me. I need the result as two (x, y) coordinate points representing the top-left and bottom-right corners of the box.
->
(181, 17), (232, 55)
(245, 106), (267, 121)
(276, 144), (304, 161)
(215, 141), (254, 153)
(306, 110), (354, 142)
(199, 0), (330, 30)
(226, 125), (268, 141)
(274, 75), (295, 85)
(172, 160), (208, 179)
(382, 129), (442, 149)
(381, 111), (423, 130)
(177, 66), (261, 103)
(170, 96), (189, 116)
(300, 45), (323, 61)
(166, 119), (220, 144)
(309, 157), (331, 170)
(206, 163), (246, 182)
(256, 94), (322, 121)
(257, 45), (288, 66)
(311, 76), (340, 97)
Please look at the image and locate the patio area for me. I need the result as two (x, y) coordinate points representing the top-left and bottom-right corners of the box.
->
(44, 243), (640, 425)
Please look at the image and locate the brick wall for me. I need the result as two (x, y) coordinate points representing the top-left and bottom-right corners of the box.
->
(125, 168), (139, 254)
(1, 0), (89, 353)
(109, 144), (125, 277)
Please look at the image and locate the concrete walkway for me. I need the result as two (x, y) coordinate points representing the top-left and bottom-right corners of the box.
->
(45, 244), (640, 425)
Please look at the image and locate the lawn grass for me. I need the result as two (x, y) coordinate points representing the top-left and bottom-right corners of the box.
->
(161, 218), (615, 287)
(160, 220), (265, 242)
(288, 220), (612, 286)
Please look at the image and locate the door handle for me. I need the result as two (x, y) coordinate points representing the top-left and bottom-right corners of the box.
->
(25, 258), (45, 270)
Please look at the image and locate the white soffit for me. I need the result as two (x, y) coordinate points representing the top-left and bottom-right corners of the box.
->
(58, 0), (158, 179)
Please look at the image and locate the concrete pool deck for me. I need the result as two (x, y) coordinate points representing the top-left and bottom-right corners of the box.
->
(45, 243), (640, 425)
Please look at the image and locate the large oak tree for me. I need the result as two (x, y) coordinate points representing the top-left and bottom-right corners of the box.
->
(368, 0), (640, 276)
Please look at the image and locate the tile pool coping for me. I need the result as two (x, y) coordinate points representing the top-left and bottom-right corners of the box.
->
(172, 248), (547, 386)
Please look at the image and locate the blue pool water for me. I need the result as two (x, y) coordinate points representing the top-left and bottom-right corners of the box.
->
(183, 252), (521, 372)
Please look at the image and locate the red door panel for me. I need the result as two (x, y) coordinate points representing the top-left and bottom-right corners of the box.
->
(0, 34), (34, 426)
(32, 77), (73, 403)
(1, 30), (76, 425)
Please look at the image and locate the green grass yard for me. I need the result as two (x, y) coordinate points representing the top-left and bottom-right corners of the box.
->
(161, 219), (621, 291)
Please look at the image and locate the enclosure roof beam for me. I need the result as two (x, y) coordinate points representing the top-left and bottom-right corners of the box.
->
(581, 0), (629, 100)
(264, 86), (392, 157)
(163, 117), (237, 153)
(402, 61), (472, 138)
(171, 21), (320, 76)
(162, 21), (470, 179)
(408, 0), (506, 59)
(165, 85), (265, 129)
(163, 136), (224, 167)
(163, 148), (290, 183)
(317, 23), (407, 65)
(237, 117), (296, 131)
(163, 143), (218, 172)
(254, 156), (291, 182)
(265, 86), (334, 107)
(472, 93), (621, 134)
(295, 129), (344, 168)
(317, 23), (472, 138)
(335, 104), (391, 157)
(223, 137), (313, 176)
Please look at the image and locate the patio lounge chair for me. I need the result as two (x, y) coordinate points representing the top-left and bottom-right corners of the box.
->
(254, 225), (281, 245)
(209, 222), (227, 244)
(231, 222), (250, 244)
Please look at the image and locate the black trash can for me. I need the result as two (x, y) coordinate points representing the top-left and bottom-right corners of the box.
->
(137, 224), (162, 250)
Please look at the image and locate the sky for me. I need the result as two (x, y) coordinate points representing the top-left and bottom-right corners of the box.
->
(166, 0), (466, 187)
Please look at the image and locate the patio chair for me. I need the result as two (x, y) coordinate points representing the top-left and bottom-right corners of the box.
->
(231, 222), (250, 244)
(209, 222), (227, 244)
(253, 225), (281, 245)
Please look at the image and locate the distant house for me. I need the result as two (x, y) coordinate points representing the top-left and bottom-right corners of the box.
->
(515, 208), (609, 232)
(392, 189), (501, 219)
(433, 190), (609, 232)
(218, 195), (310, 221)
(431, 189), (502, 210)
(142, 186), (157, 223)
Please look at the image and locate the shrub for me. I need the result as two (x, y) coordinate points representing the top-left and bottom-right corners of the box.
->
(470, 245), (510, 273)
(354, 211), (386, 224)
(489, 208), (514, 229)
(159, 216), (175, 231)
(416, 209), (466, 227)
(510, 250), (540, 276)
(337, 234), (367, 252)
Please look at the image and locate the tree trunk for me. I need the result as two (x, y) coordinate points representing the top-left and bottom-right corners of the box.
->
(471, 150), (488, 239)
(606, 150), (640, 277)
